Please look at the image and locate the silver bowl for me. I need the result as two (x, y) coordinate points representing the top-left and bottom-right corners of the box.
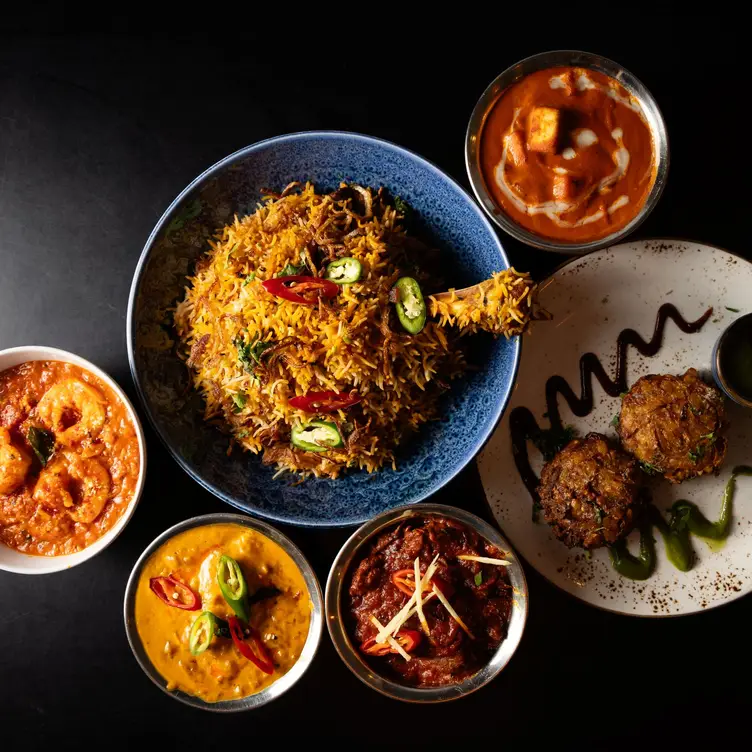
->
(465, 50), (669, 255)
(325, 503), (528, 703)
(123, 513), (323, 712)
(712, 312), (752, 409)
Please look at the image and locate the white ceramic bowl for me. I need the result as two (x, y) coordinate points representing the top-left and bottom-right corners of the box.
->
(0, 346), (147, 574)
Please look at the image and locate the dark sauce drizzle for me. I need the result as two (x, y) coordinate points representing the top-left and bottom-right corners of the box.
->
(509, 303), (713, 502)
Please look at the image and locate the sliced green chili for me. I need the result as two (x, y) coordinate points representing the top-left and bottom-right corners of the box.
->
(393, 277), (426, 334)
(217, 555), (250, 622)
(189, 611), (220, 655)
(291, 420), (343, 452)
(325, 257), (362, 284)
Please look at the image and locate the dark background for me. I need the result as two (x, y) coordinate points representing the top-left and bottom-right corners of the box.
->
(0, 24), (747, 746)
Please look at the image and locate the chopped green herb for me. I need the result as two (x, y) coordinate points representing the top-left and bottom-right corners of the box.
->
(231, 393), (247, 413)
(342, 335), (353, 345)
(689, 444), (707, 464)
(27, 426), (55, 466)
(726, 307), (741, 313)
(167, 199), (202, 232)
(689, 404), (701, 416)
(593, 506), (603, 524)
(474, 572), (483, 587)
(584, 550), (592, 561)
(277, 263), (304, 277)
(235, 336), (273, 373)
(619, 391), (628, 399)
(393, 195), (413, 220)
(529, 425), (577, 462)
(639, 461), (664, 476)
(242, 273), (255, 287)
(610, 414), (620, 428)
(236, 430), (250, 439)
(701, 431), (716, 441)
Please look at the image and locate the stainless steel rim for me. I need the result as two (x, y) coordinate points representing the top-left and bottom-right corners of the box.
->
(713, 314), (752, 408)
(123, 513), (323, 712)
(325, 503), (528, 703)
(465, 49), (670, 255)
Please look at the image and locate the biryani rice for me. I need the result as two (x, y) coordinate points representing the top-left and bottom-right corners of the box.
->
(174, 182), (535, 479)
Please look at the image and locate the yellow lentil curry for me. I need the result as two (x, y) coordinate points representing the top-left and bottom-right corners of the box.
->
(134, 523), (311, 703)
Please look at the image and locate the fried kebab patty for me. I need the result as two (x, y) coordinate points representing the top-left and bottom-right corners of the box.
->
(617, 368), (726, 483)
(537, 432), (644, 549)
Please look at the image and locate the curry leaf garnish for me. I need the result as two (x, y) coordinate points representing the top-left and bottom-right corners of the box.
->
(249, 585), (281, 605)
(277, 263), (304, 278)
(474, 572), (483, 587)
(27, 426), (55, 467)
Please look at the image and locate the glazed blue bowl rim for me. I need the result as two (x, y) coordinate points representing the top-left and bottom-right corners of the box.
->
(126, 130), (521, 527)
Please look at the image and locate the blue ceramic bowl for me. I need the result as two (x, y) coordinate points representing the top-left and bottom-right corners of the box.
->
(127, 132), (520, 527)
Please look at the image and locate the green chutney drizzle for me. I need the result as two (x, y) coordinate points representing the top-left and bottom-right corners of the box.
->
(608, 466), (752, 580)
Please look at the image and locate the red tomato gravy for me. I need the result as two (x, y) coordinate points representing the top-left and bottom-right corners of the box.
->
(480, 66), (656, 243)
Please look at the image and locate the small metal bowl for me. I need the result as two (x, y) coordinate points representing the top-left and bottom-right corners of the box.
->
(325, 503), (528, 703)
(712, 312), (752, 409)
(465, 50), (669, 255)
(123, 513), (323, 712)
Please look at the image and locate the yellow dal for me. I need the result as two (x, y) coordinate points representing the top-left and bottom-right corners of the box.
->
(134, 523), (311, 702)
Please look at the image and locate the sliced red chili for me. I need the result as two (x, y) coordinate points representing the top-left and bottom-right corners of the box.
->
(262, 275), (339, 306)
(391, 568), (454, 598)
(149, 576), (201, 611)
(289, 390), (361, 413)
(227, 615), (274, 675)
(361, 628), (422, 657)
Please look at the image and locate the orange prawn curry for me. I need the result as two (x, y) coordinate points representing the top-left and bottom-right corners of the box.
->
(0, 360), (140, 555)
(480, 66), (656, 243)
(134, 523), (312, 703)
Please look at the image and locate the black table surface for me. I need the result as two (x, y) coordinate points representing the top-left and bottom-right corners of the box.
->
(1, 27), (748, 745)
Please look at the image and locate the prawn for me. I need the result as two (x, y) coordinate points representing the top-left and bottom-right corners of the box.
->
(36, 379), (106, 447)
(0, 427), (31, 495)
(33, 452), (111, 523)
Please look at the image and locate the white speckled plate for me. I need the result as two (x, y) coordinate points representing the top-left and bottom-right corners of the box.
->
(479, 240), (752, 616)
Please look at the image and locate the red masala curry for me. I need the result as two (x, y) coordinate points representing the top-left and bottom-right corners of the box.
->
(348, 516), (512, 687)
(480, 66), (656, 243)
(0, 360), (140, 556)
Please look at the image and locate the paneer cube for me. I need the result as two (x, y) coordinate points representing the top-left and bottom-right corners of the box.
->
(552, 174), (573, 201)
(527, 107), (560, 153)
(505, 131), (527, 168)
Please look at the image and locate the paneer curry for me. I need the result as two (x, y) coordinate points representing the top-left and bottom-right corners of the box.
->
(134, 523), (311, 703)
(0, 360), (140, 555)
(480, 66), (656, 242)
